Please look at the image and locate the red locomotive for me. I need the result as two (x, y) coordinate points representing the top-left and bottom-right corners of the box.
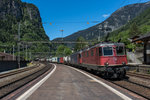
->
(52, 42), (128, 78)
(69, 42), (128, 78)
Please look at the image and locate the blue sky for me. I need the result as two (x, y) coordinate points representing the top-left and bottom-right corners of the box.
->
(21, 0), (150, 40)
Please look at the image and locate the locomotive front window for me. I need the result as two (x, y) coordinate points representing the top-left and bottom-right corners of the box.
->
(103, 47), (113, 56)
(116, 46), (125, 55)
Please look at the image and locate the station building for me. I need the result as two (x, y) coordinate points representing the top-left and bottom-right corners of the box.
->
(133, 32), (150, 64)
(0, 52), (16, 61)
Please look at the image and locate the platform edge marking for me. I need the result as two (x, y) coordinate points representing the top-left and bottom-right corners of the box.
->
(68, 66), (132, 100)
(16, 64), (57, 100)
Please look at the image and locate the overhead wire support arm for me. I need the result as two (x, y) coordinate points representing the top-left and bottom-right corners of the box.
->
(21, 41), (90, 44)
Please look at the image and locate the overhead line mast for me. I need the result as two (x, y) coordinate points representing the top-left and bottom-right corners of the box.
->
(18, 22), (21, 68)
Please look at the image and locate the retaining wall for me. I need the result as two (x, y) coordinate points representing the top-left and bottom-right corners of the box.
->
(0, 61), (29, 72)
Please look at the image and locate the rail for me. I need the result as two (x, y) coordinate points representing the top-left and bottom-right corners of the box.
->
(0, 63), (39, 79)
(0, 63), (52, 99)
(110, 79), (150, 99)
(127, 72), (150, 80)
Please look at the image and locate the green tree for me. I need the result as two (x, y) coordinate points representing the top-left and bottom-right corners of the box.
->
(56, 45), (72, 57)
(129, 22), (141, 36)
(56, 45), (65, 57)
(64, 47), (72, 56)
(141, 25), (148, 34)
(74, 36), (87, 52)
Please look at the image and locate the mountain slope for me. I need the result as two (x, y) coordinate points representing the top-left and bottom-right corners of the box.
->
(53, 1), (150, 42)
(0, 0), (50, 58)
(108, 7), (150, 48)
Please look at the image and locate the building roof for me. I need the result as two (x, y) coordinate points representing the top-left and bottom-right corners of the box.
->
(130, 35), (140, 39)
(0, 52), (13, 57)
(133, 32), (150, 42)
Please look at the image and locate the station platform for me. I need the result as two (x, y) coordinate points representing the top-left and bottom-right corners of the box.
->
(18, 64), (145, 100)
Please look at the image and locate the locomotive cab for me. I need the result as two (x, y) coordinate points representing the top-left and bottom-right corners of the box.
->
(99, 43), (128, 78)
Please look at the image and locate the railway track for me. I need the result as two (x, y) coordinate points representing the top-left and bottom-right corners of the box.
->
(111, 79), (150, 99)
(68, 64), (150, 99)
(127, 72), (150, 80)
(0, 63), (39, 79)
(0, 62), (52, 99)
(110, 78), (150, 99)
(107, 71), (150, 99)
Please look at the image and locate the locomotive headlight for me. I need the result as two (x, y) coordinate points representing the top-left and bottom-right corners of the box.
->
(105, 62), (109, 66)
(122, 62), (126, 65)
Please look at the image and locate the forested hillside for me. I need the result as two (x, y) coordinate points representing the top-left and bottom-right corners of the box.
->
(0, 0), (50, 58)
(108, 7), (150, 49)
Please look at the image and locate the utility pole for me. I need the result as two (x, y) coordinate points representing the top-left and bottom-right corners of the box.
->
(104, 22), (108, 34)
(22, 44), (24, 58)
(98, 30), (101, 42)
(98, 26), (102, 42)
(29, 52), (31, 61)
(60, 29), (64, 41)
(26, 45), (28, 60)
(18, 22), (21, 68)
(13, 45), (15, 61)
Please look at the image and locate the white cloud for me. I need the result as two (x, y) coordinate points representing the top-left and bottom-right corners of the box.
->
(102, 14), (110, 18)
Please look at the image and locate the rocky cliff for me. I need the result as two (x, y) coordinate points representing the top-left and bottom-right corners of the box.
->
(0, 0), (50, 57)
(0, 0), (49, 43)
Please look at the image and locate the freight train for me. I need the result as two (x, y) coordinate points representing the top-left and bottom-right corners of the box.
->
(51, 42), (128, 78)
